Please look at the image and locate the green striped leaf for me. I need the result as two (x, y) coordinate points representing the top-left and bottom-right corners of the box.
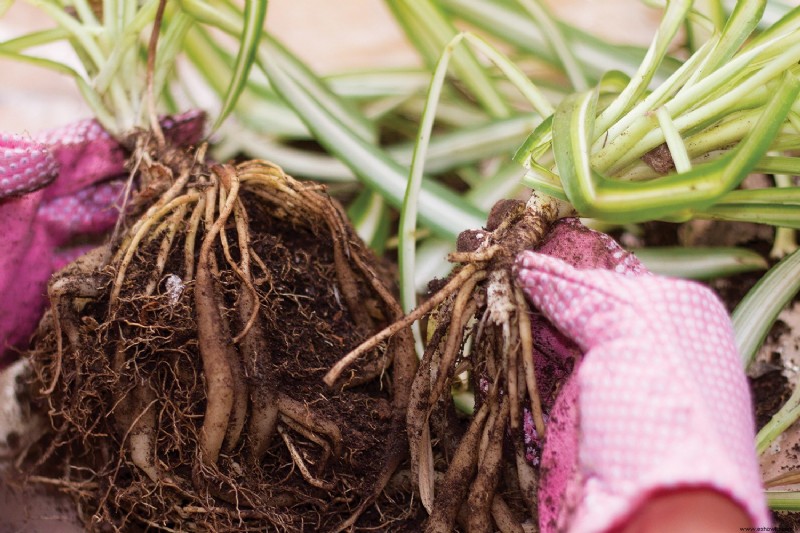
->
(212, 0), (267, 131)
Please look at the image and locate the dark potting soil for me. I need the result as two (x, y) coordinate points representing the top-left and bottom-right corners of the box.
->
(23, 176), (424, 532)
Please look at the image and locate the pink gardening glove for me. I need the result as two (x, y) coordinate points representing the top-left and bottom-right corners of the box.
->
(515, 219), (768, 533)
(0, 111), (205, 365)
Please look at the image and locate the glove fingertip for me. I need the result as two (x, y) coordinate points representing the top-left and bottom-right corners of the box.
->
(0, 134), (58, 198)
(516, 250), (573, 277)
(516, 252), (590, 298)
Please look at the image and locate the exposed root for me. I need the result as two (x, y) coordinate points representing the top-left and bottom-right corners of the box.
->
(182, 196), (205, 283)
(229, 199), (259, 343)
(194, 166), (238, 467)
(25, 141), (417, 530)
(429, 274), (484, 407)
(110, 163), (195, 306)
(515, 287), (545, 439)
(44, 246), (109, 394)
(407, 314), (443, 512)
(278, 424), (335, 491)
(218, 284), (248, 454)
(426, 399), (491, 533)
(277, 394), (343, 458)
(331, 193), (575, 530)
(324, 263), (479, 387)
(447, 244), (501, 264)
(468, 396), (509, 533)
(515, 441), (539, 521)
(144, 204), (186, 296)
(237, 232), (279, 460)
(278, 413), (332, 469)
(126, 393), (160, 483)
(491, 495), (525, 533)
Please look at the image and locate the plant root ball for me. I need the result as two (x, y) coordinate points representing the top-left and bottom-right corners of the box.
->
(338, 195), (650, 533)
(23, 143), (418, 532)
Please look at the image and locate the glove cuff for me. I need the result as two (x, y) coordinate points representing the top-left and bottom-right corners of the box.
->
(572, 454), (770, 532)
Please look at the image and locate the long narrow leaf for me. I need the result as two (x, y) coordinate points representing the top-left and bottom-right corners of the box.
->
(589, 39), (716, 164)
(765, 491), (800, 511)
(756, 155), (800, 175)
(461, 33), (553, 117)
(732, 247), (800, 367)
(592, 0), (691, 137)
(655, 107), (691, 173)
(515, 0), (588, 90)
(179, 0), (375, 142)
(756, 375), (800, 454)
(441, 0), (681, 83)
(385, 1), (443, 68)
(696, 204), (800, 229)
(742, 2), (800, 49)
(695, 0), (763, 74)
(152, 10), (194, 109)
(392, 114), (539, 173)
(348, 190), (390, 254)
(183, 27), (310, 137)
(327, 69), (430, 99)
(633, 246), (767, 279)
(400, 31), (461, 358)
(594, 29), (800, 171)
(218, 131), (354, 181)
(0, 49), (115, 130)
(466, 160), (527, 210)
(93, 0), (159, 92)
(390, 0), (510, 118)
(260, 41), (486, 239)
(0, 28), (69, 51)
(211, 0), (267, 131)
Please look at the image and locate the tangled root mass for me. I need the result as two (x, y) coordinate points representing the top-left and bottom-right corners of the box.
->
(24, 141), (418, 532)
(337, 194), (577, 533)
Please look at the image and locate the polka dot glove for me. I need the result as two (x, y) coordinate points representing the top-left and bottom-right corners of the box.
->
(0, 111), (205, 364)
(515, 219), (768, 533)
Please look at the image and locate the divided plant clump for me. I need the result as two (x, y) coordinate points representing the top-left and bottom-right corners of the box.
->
(24, 121), (418, 529)
(329, 194), (639, 532)
(9, 0), (800, 530)
(2, 2), (423, 530)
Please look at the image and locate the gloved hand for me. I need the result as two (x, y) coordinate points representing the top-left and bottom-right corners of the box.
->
(515, 218), (769, 532)
(0, 112), (205, 365)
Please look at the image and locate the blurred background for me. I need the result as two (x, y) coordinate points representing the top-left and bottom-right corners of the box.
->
(0, 0), (663, 133)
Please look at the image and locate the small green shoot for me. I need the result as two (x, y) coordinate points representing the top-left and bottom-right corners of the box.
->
(756, 373), (800, 455)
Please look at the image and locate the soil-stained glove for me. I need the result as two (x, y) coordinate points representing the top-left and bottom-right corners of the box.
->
(0, 112), (205, 364)
(515, 218), (769, 533)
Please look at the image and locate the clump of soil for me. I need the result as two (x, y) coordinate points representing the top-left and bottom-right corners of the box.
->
(21, 137), (417, 531)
